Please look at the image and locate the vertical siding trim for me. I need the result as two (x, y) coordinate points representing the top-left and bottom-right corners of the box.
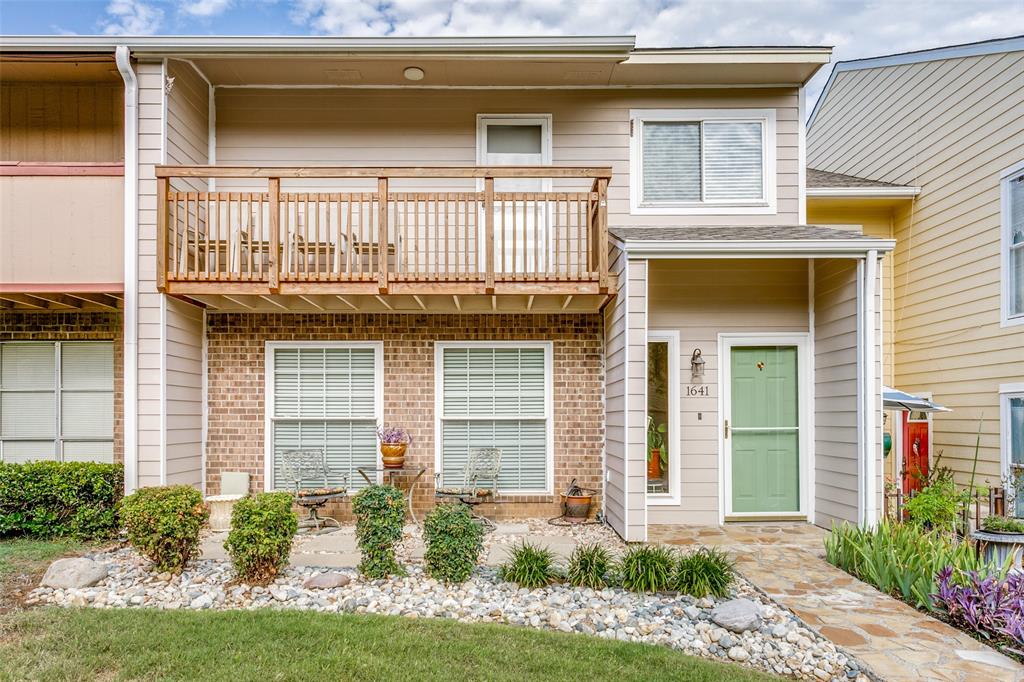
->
(807, 259), (816, 520)
(622, 258), (630, 537)
(798, 86), (807, 224)
(159, 58), (168, 485)
(201, 308), (208, 495)
(857, 253), (880, 525)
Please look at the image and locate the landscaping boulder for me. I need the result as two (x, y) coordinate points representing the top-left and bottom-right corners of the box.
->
(302, 572), (351, 589)
(711, 598), (763, 633)
(40, 558), (108, 589)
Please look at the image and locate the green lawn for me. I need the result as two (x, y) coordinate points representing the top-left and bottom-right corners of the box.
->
(0, 608), (777, 682)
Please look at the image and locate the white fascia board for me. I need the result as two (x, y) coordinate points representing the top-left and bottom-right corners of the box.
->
(0, 35), (636, 56)
(620, 238), (896, 258)
(805, 186), (921, 198)
(624, 47), (832, 65)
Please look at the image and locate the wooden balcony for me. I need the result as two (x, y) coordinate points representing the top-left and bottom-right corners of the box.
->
(155, 166), (614, 313)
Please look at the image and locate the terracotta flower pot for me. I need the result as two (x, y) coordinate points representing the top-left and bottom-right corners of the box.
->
(647, 449), (662, 479)
(561, 493), (593, 523)
(381, 442), (408, 469)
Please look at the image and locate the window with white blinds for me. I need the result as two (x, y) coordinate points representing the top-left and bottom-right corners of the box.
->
(632, 109), (775, 213)
(437, 344), (552, 494)
(0, 342), (114, 463)
(267, 344), (380, 491)
(1002, 165), (1024, 325)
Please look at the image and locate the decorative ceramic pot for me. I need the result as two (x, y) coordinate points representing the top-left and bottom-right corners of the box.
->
(381, 443), (408, 469)
(647, 449), (662, 479)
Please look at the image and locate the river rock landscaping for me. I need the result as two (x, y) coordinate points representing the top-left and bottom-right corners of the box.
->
(27, 540), (866, 682)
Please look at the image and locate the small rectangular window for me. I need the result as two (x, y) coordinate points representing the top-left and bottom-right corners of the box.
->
(1003, 165), (1024, 325)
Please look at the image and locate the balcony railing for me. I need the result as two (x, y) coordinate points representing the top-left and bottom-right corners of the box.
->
(154, 166), (611, 297)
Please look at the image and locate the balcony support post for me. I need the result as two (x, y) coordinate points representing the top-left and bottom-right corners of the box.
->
(484, 176), (495, 293)
(597, 177), (609, 292)
(156, 177), (169, 292)
(268, 177), (280, 292)
(378, 177), (389, 293)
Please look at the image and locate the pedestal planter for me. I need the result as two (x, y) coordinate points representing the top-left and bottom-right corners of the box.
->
(971, 529), (1024, 572)
(205, 494), (245, 531)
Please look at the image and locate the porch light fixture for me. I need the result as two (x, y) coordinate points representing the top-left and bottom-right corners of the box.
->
(690, 348), (705, 378)
(403, 66), (425, 81)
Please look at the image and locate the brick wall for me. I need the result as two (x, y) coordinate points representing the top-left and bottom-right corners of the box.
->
(0, 311), (124, 464)
(205, 313), (604, 520)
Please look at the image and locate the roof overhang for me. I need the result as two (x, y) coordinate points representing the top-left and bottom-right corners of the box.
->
(614, 237), (896, 259)
(883, 386), (951, 413)
(806, 186), (920, 198)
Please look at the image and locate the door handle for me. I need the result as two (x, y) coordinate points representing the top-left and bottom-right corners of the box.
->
(723, 419), (730, 439)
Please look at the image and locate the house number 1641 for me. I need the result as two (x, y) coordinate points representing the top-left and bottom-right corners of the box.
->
(686, 385), (710, 397)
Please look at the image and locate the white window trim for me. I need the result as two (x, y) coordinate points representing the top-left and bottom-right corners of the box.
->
(434, 341), (554, 496)
(0, 341), (115, 464)
(646, 330), (680, 506)
(263, 341), (384, 493)
(475, 114), (553, 165)
(1000, 383), (1024, 516)
(1000, 160), (1024, 328)
(629, 108), (777, 216)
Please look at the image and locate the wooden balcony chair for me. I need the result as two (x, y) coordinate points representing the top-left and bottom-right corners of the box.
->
(434, 447), (502, 531)
(279, 449), (348, 532)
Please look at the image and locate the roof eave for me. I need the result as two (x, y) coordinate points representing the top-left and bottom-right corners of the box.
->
(616, 237), (897, 258)
(806, 187), (921, 198)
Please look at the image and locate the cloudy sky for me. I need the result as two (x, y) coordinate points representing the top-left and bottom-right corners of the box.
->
(2, 0), (1023, 108)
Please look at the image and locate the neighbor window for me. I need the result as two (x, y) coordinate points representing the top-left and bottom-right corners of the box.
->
(631, 109), (775, 214)
(267, 344), (380, 491)
(1002, 162), (1024, 326)
(0, 341), (114, 463)
(646, 331), (679, 504)
(1003, 387), (1024, 516)
(437, 344), (551, 494)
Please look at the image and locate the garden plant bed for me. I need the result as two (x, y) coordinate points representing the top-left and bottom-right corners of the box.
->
(27, 542), (865, 682)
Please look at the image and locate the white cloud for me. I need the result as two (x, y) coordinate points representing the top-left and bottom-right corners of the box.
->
(101, 0), (165, 35)
(287, 0), (1024, 111)
(179, 0), (234, 18)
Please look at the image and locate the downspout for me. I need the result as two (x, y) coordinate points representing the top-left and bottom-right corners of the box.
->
(116, 46), (139, 493)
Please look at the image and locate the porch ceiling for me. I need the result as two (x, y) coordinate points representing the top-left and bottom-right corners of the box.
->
(0, 288), (123, 312)
(176, 292), (609, 314)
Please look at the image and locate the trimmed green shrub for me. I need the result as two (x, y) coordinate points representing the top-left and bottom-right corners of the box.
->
(825, 521), (1006, 610)
(119, 485), (208, 574)
(225, 492), (298, 585)
(674, 546), (734, 598)
(905, 475), (962, 533)
(566, 543), (614, 589)
(423, 503), (484, 584)
(499, 542), (561, 588)
(0, 461), (123, 539)
(618, 545), (674, 593)
(351, 485), (406, 579)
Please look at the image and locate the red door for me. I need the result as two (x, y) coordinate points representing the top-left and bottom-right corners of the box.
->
(902, 412), (929, 494)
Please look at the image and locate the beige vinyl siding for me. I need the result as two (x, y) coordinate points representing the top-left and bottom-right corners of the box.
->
(603, 245), (627, 537)
(624, 258), (648, 541)
(646, 259), (809, 525)
(813, 259), (859, 526)
(0, 82), (122, 162)
(135, 59), (207, 488)
(808, 49), (1024, 486)
(215, 88), (800, 226)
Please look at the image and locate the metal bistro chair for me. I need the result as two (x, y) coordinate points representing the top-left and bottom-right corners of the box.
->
(435, 447), (502, 531)
(280, 449), (348, 532)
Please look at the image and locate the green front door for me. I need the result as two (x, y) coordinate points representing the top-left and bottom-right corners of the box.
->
(730, 346), (800, 513)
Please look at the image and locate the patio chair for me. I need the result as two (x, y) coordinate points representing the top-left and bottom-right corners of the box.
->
(435, 447), (502, 531)
(279, 449), (348, 532)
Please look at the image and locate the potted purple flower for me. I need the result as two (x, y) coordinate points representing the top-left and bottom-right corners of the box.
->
(377, 424), (413, 469)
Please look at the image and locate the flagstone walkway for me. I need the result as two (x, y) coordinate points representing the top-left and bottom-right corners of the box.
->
(649, 523), (1024, 682)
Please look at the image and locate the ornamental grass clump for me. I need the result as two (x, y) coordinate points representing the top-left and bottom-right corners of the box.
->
(351, 484), (406, 579)
(119, 485), (208, 574)
(423, 502), (484, 584)
(825, 521), (1006, 610)
(224, 492), (298, 585)
(618, 545), (675, 593)
(934, 566), (1024, 648)
(499, 541), (561, 588)
(566, 543), (614, 589)
(673, 546), (735, 598)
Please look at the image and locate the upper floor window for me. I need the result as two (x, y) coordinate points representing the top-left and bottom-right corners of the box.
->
(1002, 161), (1024, 327)
(630, 109), (776, 215)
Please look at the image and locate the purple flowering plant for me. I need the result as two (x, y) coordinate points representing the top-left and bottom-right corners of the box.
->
(377, 424), (413, 445)
(933, 566), (1024, 647)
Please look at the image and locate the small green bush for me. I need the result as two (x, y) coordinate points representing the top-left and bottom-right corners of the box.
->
(499, 542), (561, 588)
(423, 503), (484, 584)
(351, 485), (406, 579)
(905, 475), (962, 532)
(0, 461), (123, 539)
(119, 485), (208, 574)
(982, 516), (1024, 533)
(566, 543), (613, 589)
(618, 545), (674, 593)
(224, 492), (298, 584)
(674, 547), (734, 598)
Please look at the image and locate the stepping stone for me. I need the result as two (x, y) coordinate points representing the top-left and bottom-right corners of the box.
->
(494, 522), (530, 535)
(291, 551), (361, 568)
(40, 558), (108, 589)
(299, 532), (357, 554)
(954, 649), (1022, 672)
(199, 532), (229, 561)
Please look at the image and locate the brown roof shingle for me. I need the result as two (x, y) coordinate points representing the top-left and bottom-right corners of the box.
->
(610, 225), (877, 242)
(807, 168), (907, 189)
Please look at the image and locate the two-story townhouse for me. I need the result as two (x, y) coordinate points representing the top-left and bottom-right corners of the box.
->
(1, 35), (891, 541)
(0, 51), (125, 470)
(807, 36), (1024, 512)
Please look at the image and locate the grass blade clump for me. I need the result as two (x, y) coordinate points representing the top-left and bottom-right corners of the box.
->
(566, 543), (613, 589)
(673, 546), (734, 598)
(618, 545), (674, 593)
(499, 542), (561, 588)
